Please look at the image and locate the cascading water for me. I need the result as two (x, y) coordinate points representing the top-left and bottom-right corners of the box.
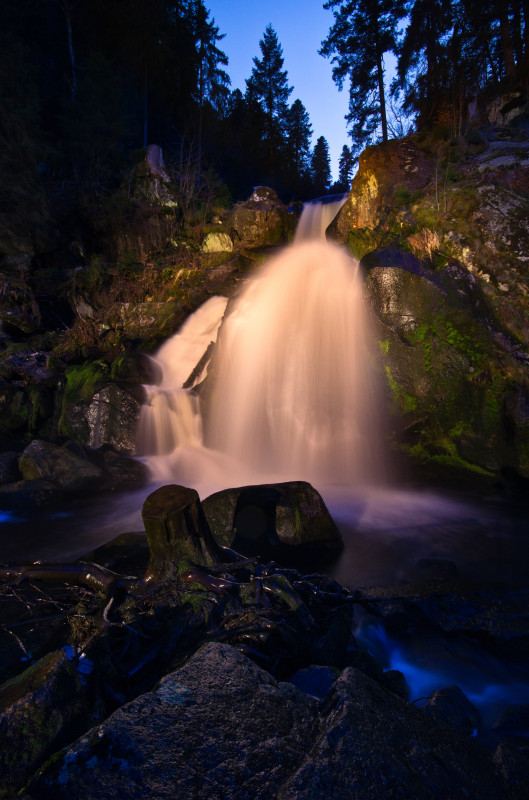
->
(138, 196), (383, 489)
(205, 211), (382, 485)
(136, 295), (228, 457)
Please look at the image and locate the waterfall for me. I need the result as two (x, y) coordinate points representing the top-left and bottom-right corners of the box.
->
(136, 295), (228, 455)
(137, 197), (383, 489)
(204, 202), (382, 485)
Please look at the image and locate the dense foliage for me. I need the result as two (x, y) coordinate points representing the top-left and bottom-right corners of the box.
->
(322, 0), (529, 154)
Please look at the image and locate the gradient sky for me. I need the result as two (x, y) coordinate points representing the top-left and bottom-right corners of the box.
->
(206, 0), (350, 181)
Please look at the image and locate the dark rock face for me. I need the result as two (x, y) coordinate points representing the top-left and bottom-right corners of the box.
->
(25, 642), (524, 800)
(202, 481), (343, 562)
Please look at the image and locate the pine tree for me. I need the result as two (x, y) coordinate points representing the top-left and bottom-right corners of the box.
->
(338, 144), (354, 189)
(311, 136), (332, 196)
(246, 24), (293, 180)
(320, 0), (405, 157)
(190, 0), (230, 184)
(285, 99), (313, 175)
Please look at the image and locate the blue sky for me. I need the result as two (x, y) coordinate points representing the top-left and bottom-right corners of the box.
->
(206, 0), (350, 181)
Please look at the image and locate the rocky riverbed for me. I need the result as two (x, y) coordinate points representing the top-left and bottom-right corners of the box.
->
(1, 482), (528, 799)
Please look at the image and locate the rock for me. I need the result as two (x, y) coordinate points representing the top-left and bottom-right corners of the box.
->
(0, 272), (40, 335)
(289, 665), (339, 699)
(493, 704), (529, 738)
(0, 451), (21, 484)
(201, 232), (233, 253)
(227, 186), (295, 247)
(328, 139), (432, 240)
(25, 643), (521, 800)
(18, 439), (103, 493)
(102, 451), (150, 491)
(0, 383), (30, 433)
(86, 384), (142, 454)
(0, 650), (87, 797)
(381, 668), (409, 700)
(202, 481), (342, 561)
(422, 685), (482, 736)
(0, 479), (63, 511)
(142, 484), (223, 577)
(487, 92), (526, 126)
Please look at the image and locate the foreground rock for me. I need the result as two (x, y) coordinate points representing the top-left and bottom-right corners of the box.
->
(25, 642), (525, 800)
(202, 481), (343, 561)
(227, 186), (296, 247)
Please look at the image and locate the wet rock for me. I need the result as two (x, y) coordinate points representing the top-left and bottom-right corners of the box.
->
(0, 479), (63, 511)
(142, 484), (223, 577)
(0, 383), (30, 433)
(0, 451), (21, 484)
(381, 668), (410, 700)
(227, 186), (295, 247)
(18, 439), (103, 493)
(102, 450), (149, 492)
(25, 643), (522, 800)
(202, 481), (342, 562)
(0, 650), (88, 797)
(422, 685), (482, 736)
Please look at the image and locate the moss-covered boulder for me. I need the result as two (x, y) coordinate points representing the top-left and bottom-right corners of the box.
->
(227, 186), (296, 247)
(0, 650), (88, 799)
(18, 439), (103, 492)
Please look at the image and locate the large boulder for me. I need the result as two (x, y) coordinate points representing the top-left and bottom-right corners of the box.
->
(0, 650), (87, 799)
(227, 186), (296, 247)
(202, 481), (342, 561)
(24, 642), (521, 800)
(18, 439), (103, 492)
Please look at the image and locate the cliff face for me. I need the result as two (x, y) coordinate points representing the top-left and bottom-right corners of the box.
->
(329, 113), (529, 487)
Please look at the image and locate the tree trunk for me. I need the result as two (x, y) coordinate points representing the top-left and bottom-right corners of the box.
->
(62, 1), (77, 102)
(498, 2), (516, 77)
(375, 29), (388, 142)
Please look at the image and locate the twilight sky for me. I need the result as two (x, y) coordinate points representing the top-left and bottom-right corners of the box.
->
(206, 0), (350, 181)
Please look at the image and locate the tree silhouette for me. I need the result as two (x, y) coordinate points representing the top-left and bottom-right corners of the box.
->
(311, 136), (332, 196)
(321, 0), (405, 156)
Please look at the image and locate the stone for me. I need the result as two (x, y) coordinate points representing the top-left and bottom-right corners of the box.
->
(493, 704), (529, 738)
(202, 481), (342, 561)
(0, 451), (21, 484)
(18, 439), (103, 493)
(102, 451), (150, 492)
(422, 685), (482, 736)
(24, 643), (520, 800)
(142, 484), (222, 577)
(86, 384), (142, 454)
(289, 665), (339, 699)
(0, 650), (87, 797)
(0, 479), (63, 511)
(227, 186), (295, 247)
(201, 232), (233, 253)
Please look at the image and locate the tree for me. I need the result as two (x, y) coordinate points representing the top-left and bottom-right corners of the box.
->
(285, 98), (313, 180)
(311, 136), (332, 196)
(395, 0), (453, 125)
(338, 144), (354, 189)
(246, 24), (293, 180)
(321, 0), (405, 157)
(190, 0), (230, 184)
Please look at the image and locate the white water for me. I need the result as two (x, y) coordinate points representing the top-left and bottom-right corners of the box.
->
(138, 197), (383, 489)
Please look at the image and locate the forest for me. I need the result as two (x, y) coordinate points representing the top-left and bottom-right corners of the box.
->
(1, 0), (528, 266)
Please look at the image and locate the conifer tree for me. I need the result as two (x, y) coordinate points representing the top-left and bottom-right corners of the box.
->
(320, 0), (405, 157)
(311, 135), (332, 196)
(246, 24), (293, 180)
(285, 99), (313, 175)
(338, 144), (354, 189)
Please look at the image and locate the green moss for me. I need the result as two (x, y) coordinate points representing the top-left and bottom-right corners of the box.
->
(384, 365), (418, 413)
(346, 228), (379, 259)
(63, 362), (109, 403)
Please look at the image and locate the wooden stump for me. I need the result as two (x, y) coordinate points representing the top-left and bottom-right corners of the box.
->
(142, 485), (222, 577)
